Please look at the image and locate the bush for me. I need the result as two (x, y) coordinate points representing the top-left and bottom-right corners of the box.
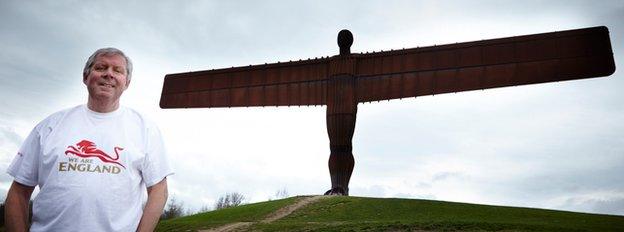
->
(199, 205), (211, 213)
(0, 201), (4, 227)
(214, 192), (246, 210)
(161, 197), (184, 220)
(275, 188), (289, 200)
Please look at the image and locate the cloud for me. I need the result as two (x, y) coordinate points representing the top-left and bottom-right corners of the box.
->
(592, 198), (624, 215)
(0, 126), (22, 146)
(0, 125), (24, 196)
(1, 0), (623, 216)
(557, 192), (624, 216)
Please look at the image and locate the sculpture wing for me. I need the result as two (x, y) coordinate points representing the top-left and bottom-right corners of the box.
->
(160, 59), (329, 108)
(355, 26), (616, 103)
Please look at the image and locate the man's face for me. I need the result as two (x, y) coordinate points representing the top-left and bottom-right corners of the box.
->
(83, 53), (129, 103)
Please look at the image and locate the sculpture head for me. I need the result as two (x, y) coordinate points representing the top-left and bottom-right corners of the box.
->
(338, 29), (353, 56)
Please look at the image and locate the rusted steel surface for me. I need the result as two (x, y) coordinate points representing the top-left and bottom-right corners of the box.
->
(326, 70), (357, 195)
(355, 26), (615, 102)
(161, 26), (614, 109)
(160, 26), (615, 195)
(160, 59), (329, 108)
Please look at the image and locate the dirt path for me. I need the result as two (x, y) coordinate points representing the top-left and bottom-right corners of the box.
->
(201, 222), (252, 232)
(199, 195), (329, 232)
(261, 195), (327, 223)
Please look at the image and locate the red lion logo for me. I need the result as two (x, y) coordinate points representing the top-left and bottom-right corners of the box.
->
(65, 140), (125, 168)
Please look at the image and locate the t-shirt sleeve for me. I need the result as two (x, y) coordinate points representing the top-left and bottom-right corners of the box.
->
(141, 124), (174, 187)
(7, 126), (41, 187)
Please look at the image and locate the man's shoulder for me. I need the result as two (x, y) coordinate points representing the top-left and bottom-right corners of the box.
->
(120, 106), (159, 128)
(36, 105), (84, 129)
(51, 105), (84, 116)
(121, 105), (144, 117)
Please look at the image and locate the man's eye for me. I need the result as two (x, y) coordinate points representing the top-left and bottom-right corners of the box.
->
(114, 68), (125, 74)
(94, 66), (106, 71)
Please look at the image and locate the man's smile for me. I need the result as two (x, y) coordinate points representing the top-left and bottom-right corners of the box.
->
(99, 82), (115, 88)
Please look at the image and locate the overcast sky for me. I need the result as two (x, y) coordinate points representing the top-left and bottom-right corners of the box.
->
(1, 0), (623, 216)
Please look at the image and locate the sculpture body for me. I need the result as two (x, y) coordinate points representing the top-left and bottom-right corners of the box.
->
(160, 26), (615, 195)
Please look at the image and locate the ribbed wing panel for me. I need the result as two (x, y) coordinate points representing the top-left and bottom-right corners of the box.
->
(160, 59), (329, 108)
(356, 26), (615, 103)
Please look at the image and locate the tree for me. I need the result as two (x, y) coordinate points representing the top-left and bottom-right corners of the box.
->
(275, 188), (289, 199)
(0, 201), (4, 227)
(161, 197), (184, 220)
(199, 205), (211, 213)
(214, 192), (245, 210)
(269, 188), (289, 201)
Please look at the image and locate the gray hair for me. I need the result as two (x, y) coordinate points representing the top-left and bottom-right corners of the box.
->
(83, 47), (133, 82)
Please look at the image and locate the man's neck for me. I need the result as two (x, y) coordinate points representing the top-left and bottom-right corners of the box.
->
(87, 98), (120, 113)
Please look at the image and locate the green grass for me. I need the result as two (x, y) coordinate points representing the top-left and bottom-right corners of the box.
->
(156, 196), (299, 231)
(157, 196), (624, 231)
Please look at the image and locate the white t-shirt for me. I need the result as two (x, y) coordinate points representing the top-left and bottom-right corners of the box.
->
(7, 105), (174, 232)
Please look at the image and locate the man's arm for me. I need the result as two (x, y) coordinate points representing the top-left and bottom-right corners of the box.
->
(136, 178), (168, 232)
(5, 181), (35, 232)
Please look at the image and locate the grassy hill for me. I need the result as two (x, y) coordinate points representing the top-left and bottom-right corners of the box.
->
(157, 196), (624, 231)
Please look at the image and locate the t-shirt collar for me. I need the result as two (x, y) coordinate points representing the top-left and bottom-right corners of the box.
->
(83, 104), (124, 118)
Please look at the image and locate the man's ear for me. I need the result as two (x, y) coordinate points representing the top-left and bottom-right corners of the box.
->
(125, 78), (131, 89)
(83, 73), (88, 84)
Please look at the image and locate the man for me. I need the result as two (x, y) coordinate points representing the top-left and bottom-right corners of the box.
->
(4, 48), (173, 231)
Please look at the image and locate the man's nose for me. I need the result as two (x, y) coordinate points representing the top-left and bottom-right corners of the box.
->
(102, 68), (114, 78)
